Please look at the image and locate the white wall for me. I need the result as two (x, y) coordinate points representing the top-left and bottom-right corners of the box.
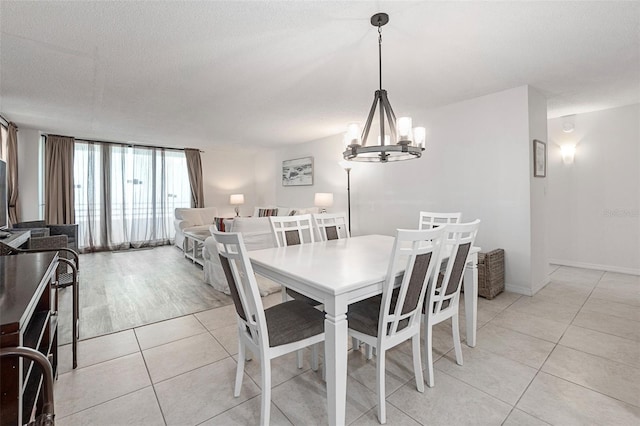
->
(547, 104), (640, 274)
(528, 87), (550, 293)
(274, 85), (548, 295)
(199, 147), (265, 218)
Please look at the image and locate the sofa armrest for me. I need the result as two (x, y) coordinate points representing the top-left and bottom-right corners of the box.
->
(174, 219), (194, 232)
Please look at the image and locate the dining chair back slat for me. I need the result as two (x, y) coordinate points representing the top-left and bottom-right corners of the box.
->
(269, 214), (315, 247)
(313, 212), (350, 241)
(418, 211), (462, 230)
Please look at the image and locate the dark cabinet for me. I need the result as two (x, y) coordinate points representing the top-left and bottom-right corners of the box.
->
(1, 252), (59, 425)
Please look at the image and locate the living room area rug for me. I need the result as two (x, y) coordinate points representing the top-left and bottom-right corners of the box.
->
(57, 245), (235, 345)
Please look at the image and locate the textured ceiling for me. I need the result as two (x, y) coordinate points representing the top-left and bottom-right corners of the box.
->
(1, 1), (638, 150)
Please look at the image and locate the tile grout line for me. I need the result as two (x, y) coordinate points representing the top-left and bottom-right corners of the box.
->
(504, 269), (607, 423)
(133, 325), (170, 426)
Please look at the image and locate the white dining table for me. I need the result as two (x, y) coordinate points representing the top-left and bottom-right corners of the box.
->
(249, 234), (480, 426)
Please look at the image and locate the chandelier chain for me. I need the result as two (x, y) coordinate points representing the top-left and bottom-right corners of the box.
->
(378, 23), (383, 91)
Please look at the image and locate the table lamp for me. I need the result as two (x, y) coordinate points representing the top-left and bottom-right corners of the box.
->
(230, 194), (244, 217)
(314, 193), (333, 214)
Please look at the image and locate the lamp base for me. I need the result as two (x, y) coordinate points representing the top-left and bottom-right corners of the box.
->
(234, 207), (240, 217)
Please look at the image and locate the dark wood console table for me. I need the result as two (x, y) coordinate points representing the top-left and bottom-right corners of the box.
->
(0, 252), (59, 425)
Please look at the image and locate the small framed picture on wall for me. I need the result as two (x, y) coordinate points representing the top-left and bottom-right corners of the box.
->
(282, 156), (313, 186)
(533, 139), (546, 177)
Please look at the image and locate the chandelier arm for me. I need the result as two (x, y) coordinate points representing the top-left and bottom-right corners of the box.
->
(361, 92), (380, 146)
(379, 95), (386, 146)
(380, 91), (398, 143)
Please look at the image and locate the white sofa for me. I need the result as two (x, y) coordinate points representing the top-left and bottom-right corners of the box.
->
(202, 216), (281, 296)
(174, 207), (219, 250)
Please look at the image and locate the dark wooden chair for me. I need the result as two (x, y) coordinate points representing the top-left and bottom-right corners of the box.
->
(1, 238), (80, 369)
(12, 221), (78, 252)
(0, 346), (55, 426)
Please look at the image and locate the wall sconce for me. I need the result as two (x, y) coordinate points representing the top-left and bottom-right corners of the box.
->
(561, 145), (576, 165)
(230, 193), (244, 216)
(314, 192), (333, 213)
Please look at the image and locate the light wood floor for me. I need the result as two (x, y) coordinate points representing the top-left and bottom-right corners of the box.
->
(58, 245), (233, 344)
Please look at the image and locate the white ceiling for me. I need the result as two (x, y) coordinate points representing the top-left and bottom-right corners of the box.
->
(1, 1), (638, 150)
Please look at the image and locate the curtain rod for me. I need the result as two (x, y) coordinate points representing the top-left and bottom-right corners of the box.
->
(44, 134), (204, 153)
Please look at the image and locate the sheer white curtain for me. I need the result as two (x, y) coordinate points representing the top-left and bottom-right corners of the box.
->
(74, 141), (191, 252)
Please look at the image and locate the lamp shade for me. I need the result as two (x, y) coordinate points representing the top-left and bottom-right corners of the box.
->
(338, 160), (352, 171)
(229, 194), (245, 205)
(314, 193), (334, 208)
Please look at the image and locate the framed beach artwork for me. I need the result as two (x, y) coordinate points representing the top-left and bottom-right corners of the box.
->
(282, 156), (314, 186)
(533, 139), (546, 177)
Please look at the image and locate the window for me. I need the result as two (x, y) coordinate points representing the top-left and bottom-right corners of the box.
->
(74, 141), (191, 251)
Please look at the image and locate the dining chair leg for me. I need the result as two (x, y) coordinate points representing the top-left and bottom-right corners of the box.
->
(296, 349), (303, 368)
(412, 334), (425, 393)
(366, 344), (374, 360)
(260, 356), (272, 426)
(351, 337), (360, 350)
(452, 313), (463, 366)
(311, 344), (319, 371)
(376, 348), (387, 424)
(425, 322), (435, 388)
(235, 340), (245, 397)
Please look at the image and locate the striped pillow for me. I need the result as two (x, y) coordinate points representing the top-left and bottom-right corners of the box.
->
(258, 208), (278, 217)
(213, 217), (232, 232)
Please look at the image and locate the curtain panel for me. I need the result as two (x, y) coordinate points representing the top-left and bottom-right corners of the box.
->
(6, 123), (19, 225)
(184, 148), (204, 208)
(45, 135), (75, 225)
(75, 142), (190, 252)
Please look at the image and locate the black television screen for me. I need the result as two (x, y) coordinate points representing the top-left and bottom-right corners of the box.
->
(0, 159), (7, 230)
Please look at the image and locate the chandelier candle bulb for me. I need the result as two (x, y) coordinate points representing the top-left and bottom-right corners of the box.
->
(346, 123), (361, 145)
(397, 117), (413, 141)
(413, 127), (426, 148)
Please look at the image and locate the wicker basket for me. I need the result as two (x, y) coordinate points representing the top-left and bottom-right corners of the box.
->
(478, 249), (505, 299)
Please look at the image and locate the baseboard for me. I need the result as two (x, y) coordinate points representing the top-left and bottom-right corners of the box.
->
(505, 282), (534, 296)
(549, 259), (640, 276)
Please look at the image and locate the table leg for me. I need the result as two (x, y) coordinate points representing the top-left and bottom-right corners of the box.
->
(463, 252), (478, 347)
(324, 298), (348, 426)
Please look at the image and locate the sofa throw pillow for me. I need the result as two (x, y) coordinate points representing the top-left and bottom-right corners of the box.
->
(258, 208), (278, 217)
(213, 217), (233, 232)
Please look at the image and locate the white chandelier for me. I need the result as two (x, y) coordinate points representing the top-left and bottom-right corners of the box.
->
(343, 13), (425, 163)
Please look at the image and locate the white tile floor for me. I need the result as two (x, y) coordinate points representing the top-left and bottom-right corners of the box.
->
(54, 267), (640, 425)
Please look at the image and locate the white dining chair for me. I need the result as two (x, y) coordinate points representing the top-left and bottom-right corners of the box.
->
(347, 226), (446, 424)
(212, 230), (325, 426)
(418, 211), (462, 230)
(269, 214), (315, 247)
(313, 212), (350, 241)
(269, 214), (322, 368)
(423, 220), (480, 388)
